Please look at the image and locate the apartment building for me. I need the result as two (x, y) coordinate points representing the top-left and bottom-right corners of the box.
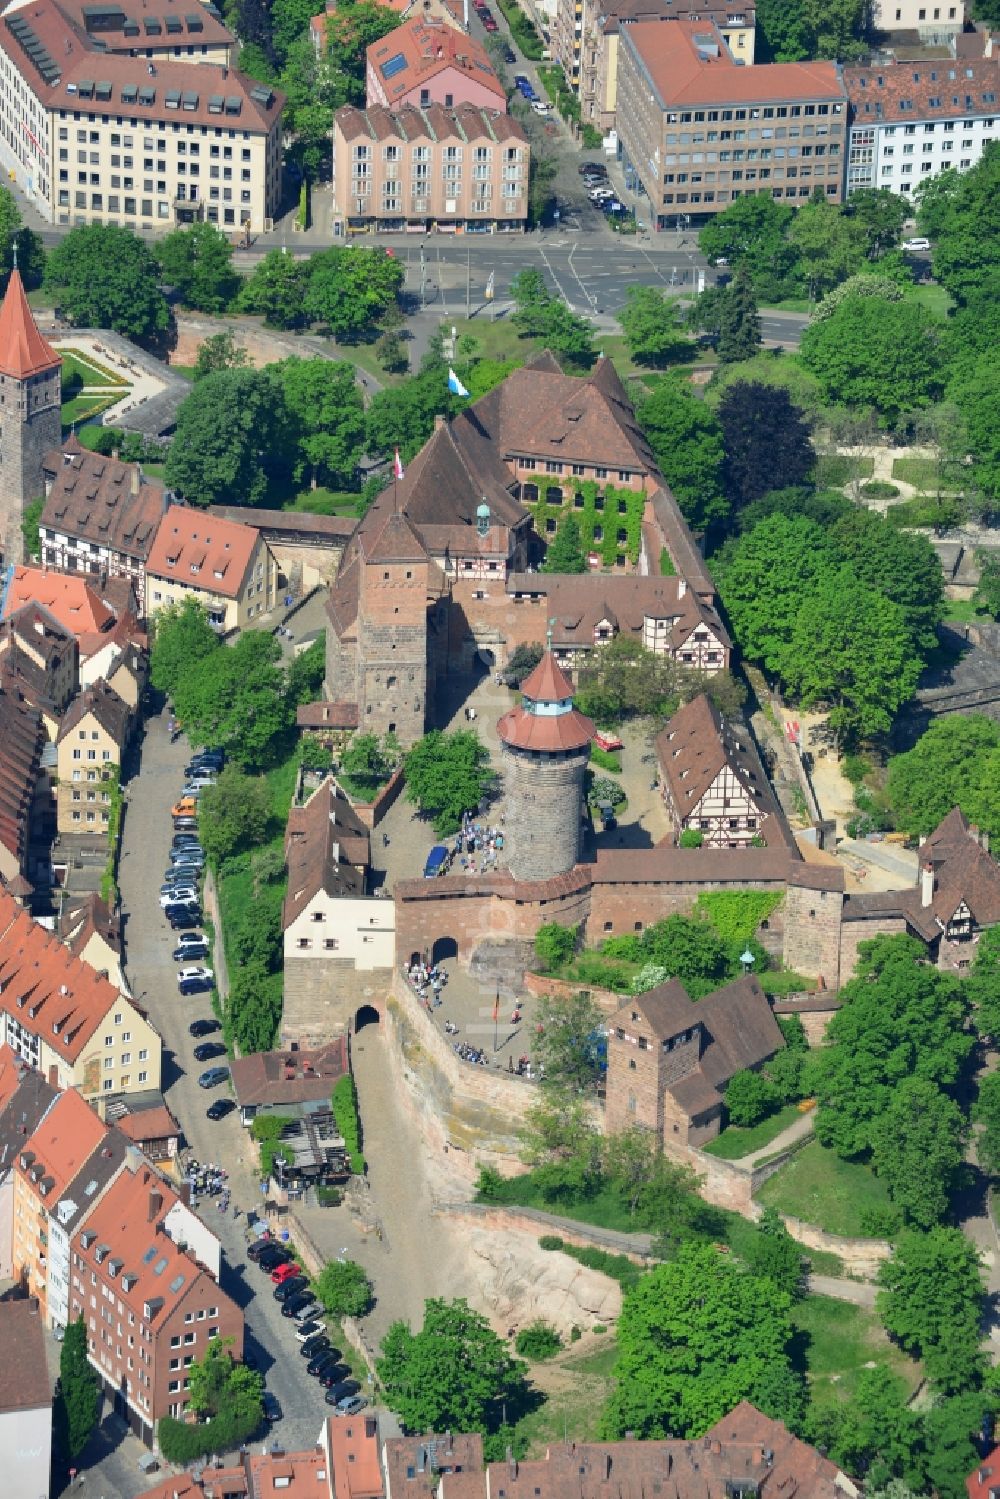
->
(616, 19), (846, 224)
(0, 0), (284, 232)
(0, 601), (79, 732)
(0, 1047), (58, 1281)
(0, 890), (163, 1100)
(845, 58), (1000, 197)
(0, 679), (48, 892)
(332, 103), (530, 232)
(69, 1158), (242, 1442)
(555, 0), (756, 134)
(40, 439), (167, 593)
(870, 0), (963, 38)
(55, 679), (132, 836)
(366, 18), (506, 111)
(145, 504), (277, 631)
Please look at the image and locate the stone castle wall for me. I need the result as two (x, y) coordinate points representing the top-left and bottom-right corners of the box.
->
(502, 743), (589, 882)
(281, 953), (393, 1047)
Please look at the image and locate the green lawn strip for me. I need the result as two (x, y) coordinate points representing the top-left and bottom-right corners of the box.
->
(755, 1139), (891, 1238)
(815, 454), (875, 487)
(943, 598), (983, 623)
(55, 347), (130, 388)
(907, 282), (954, 317)
(791, 1294), (921, 1409)
(61, 393), (118, 427)
(759, 296), (813, 313)
(330, 340), (407, 386)
(701, 1102), (804, 1159)
(283, 488), (364, 517)
(891, 456), (958, 490)
(173, 364), (197, 382)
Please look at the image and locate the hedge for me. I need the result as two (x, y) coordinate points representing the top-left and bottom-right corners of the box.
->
(158, 1407), (261, 1464)
(332, 1074), (365, 1174)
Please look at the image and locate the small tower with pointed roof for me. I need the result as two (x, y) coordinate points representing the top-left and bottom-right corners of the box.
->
(497, 649), (594, 882)
(0, 268), (61, 566)
(356, 500), (431, 746)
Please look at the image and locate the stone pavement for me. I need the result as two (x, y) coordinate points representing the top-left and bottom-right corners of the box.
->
(735, 1109), (815, 1170)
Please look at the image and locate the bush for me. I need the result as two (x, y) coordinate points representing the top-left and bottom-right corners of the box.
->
(476, 1165), (506, 1200)
(539, 1234), (565, 1251)
(314, 1258), (373, 1318)
(725, 1069), (781, 1128)
(860, 1204), (904, 1237)
(842, 753), (871, 785)
(515, 1321), (562, 1360)
(534, 921), (578, 971)
(250, 1114), (294, 1176)
(592, 1324), (607, 1334)
(495, 0), (543, 57)
(679, 828), (704, 848)
(590, 775), (625, 807)
(331, 1074), (364, 1173)
(590, 743), (622, 773)
(860, 480), (900, 499)
(158, 1408), (261, 1463)
(570, 1324), (583, 1342)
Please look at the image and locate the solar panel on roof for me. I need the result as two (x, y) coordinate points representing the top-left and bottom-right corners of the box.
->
(380, 53), (407, 80)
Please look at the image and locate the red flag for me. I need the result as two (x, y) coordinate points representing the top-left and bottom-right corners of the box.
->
(393, 448), (405, 480)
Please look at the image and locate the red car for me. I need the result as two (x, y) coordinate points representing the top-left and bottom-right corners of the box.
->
(594, 730), (624, 752)
(483, 14), (498, 28)
(271, 1261), (304, 1285)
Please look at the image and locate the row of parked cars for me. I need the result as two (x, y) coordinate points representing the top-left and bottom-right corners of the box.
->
(247, 1236), (369, 1416)
(473, 0), (499, 31)
(162, 748), (232, 1092)
(579, 160), (626, 216)
(513, 73), (551, 115)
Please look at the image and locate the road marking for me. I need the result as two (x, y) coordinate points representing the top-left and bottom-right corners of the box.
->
(539, 243), (575, 310)
(567, 243), (599, 313)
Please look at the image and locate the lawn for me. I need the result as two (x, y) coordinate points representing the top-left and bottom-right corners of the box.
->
(56, 347), (129, 387)
(943, 597), (983, 624)
(908, 282), (954, 317)
(791, 1294), (921, 1409)
(756, 1139), (892, 1237)
(61, 393), (118, 427)
(815, 454), (875, 487)
(702, 1102), (804, 1160)
(515, 1339), (619, 1455)
(891, 456), (959, 491)
(444, 319), (692, 384)
(284, 488), (364, 517)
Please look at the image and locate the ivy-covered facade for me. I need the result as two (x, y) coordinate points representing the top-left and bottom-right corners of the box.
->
(522, 478), (645, 569)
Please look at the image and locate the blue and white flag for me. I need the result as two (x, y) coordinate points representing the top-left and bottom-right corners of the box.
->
(448, 367), (470, 398)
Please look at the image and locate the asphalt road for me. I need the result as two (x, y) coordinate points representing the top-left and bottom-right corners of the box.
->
(118, 705), (335, 1457)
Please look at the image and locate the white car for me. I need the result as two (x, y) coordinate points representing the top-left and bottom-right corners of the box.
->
(902, 236), (930, 251)
(531, 100), (551, 115)
(177, 965), (214, 985)
(160, 885), (198, 908)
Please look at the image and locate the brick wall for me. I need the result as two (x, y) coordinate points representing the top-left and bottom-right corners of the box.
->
(0, 368), (60, 567)
(395, 880), (592, 976)
(837, 913), (908, 984)
(781, 883), (845, 987)
(589, 875), (787, 942)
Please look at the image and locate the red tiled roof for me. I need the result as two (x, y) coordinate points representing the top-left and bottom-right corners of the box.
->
(146, 505), (262, 599)
(845, 57), (1000, 124)
(3, 567), (115, 639)
(19, 1086), (108, 1201)
(0, 1299), (51, 1415)
(624, 18), (844, 105)
(519, 650), (574, 703)
(497, 700), (595, 752)
(297, 701), (360, 730)
(0, 270), (60, 380)
(368, 17), (505, 107)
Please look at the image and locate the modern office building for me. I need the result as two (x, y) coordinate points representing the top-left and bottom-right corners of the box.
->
(844, 57), (1000, 197)
(615, 19), (846, 225)
(0, 0), (284, 230)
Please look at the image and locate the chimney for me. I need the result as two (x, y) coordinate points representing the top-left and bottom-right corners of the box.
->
(148, 1186), (163, 1222)
(111, 447), (120, 461)
(921, 863), (934, 908)
(434, 414), (447, 431)
(677, 576), (686, 598)
(131, 466), (140, 496)
(710, 1440), (721, 1455)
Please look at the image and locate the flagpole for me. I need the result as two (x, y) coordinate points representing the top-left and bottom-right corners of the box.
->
(494, 992), (498, 1053)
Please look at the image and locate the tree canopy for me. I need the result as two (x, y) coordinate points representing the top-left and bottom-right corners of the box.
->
(600, 1243), (804, 1439)
(150, 597), (219, 701)
(636, 377), (726, 532)
(717, 264), (761, 364)
(172, 632), (295, 770)
(534, 989), (605, 1092)
(718, 382), (814, 511)
(45, 224), (169, 339)
(377, 1298), (527, 1435)
(404, 730), (493, 835)
(869, 1076), (966, 1229)
(157, 222), (240, 312)
(877, 1228), (986, 1394)
(886, 716), (1000, 840)
(275, 357), (365, 487)
(163, 367), (282, 508)
(618, 286), (691, 367)
(810, 935), (974, 1162)
(54, 1315), (99, 1462)
(197, 766), (273, 865)
(313, 1258), (373, 1317)
(931, 142), (1000, 304)
(800, 295), (944, 422)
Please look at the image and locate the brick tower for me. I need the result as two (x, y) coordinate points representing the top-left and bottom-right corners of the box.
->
(0, 268), (61, 567)
(497, 650), (594, 882)
(355, 507), (430, 746)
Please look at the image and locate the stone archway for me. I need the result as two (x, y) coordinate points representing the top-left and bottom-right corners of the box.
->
(354, 1004), (381, 1032)
(432, 935), (458, 965)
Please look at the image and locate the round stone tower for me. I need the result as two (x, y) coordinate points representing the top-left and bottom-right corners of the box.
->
(497, 651), (594, 883)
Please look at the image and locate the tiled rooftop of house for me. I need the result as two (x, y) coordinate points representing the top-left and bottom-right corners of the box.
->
(146, 504), (262, 599)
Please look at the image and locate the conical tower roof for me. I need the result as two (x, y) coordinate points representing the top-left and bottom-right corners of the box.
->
(0, 270), (60, 380)
(497, 649), (594, 753)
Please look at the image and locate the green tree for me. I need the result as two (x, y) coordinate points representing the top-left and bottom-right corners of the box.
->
(914, 165), (962, 238)
(313, 1258), (373, 1317)
(787, 196), (867, 299)
(534, 920), (578, 971)
(739, 1207), (805, 1297)
(150, 596), (220, 700)
(534, 989), (605, 1091)
(187, 1335), (263, 1420)
(44, 224), (169, 339)
(304, 245), (404, 339)
(509, 268), (593, 367)
(197, 766), (273, 864)
(718, 381), (814, 512)
(164, 367), (282, 508)
(725, 1069), (781, 1128)
(618, 286), (690, 367)
(0, 184), (24, 280)
(640, 914), (731, 998)
(175, 631), (294, 769)
(968, 927), (1000, 1042)
(54, 1315), (99, 1462)
(717, 265), (761, 364)
(270, 0), (324, 65)
(636, 377), (726, 531)
(229, 958), (282, 1052)
(847, 188), (909, 260)
(973, 1069), (1000, 1177)
(20, 496), (44, 560)
(811, 272), (905, 321)
(949, 351), (1000, 503)
(323, 0), (400, 106)
(404, 729), (493, 835)
(542, 511), (587, 573)
(870, 1077), (966, 1228)
(811, 935), (975, 1160)
(237, 248), (310, 328)
(886, 716), (1000, 839)
(600, 1243), (803, 1439)
(505, 642), (544, 686)
(830, 507), (943, 653)
(340, 731), (396, 798)
(157, 222), (240, 312)
(698, 195), (795, 281)
(782, 565), (922, 739)
(287, 632), (327, 706)
(377, 1298), (528, 1434)
(825, 1368), (930, 1492)
(973, 553), (1000, 618)
(877, 1227), (986, 1394)
(923, 1393), (995, 1499)
(194, 330), (251, 380)
(931, 142), (1000, 304)
(365, 361), (452, 462)
(520, 1084), (601, 1167)
(276, 357), (365, 487)
(800, 295), (944, 422)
